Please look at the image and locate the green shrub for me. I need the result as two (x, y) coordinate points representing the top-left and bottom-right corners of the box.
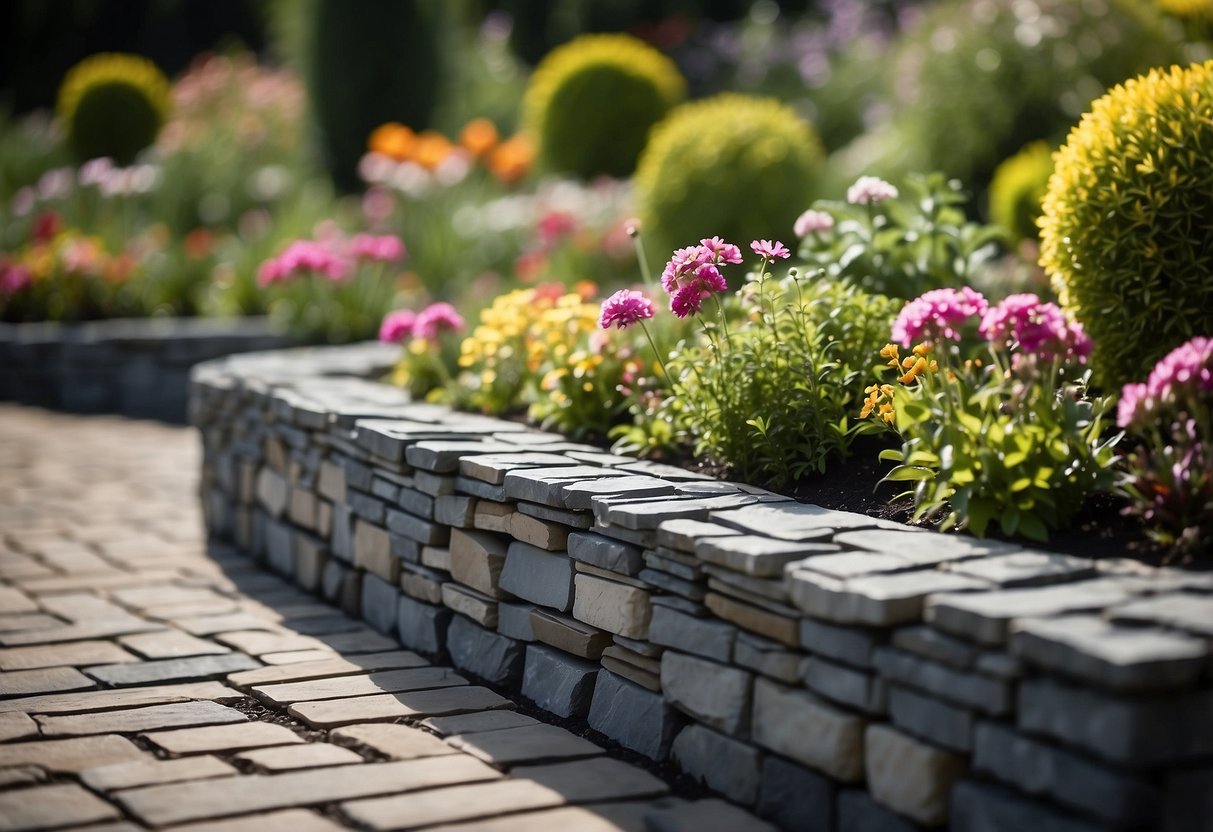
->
(56, 53), (170, 165)
(987, 142), (1054, 243)
(885, 0), (1180, 192)
(1039, 61), (1213, 389)
(300, 0), (447, 191)
(635, 94), (823, 259)
(522, 33), (685, 179)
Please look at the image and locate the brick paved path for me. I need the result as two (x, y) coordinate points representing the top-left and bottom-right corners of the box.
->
(0, 404), (772, 831)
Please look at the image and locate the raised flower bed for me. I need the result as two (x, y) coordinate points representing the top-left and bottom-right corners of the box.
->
(192, 342), (1213, 832)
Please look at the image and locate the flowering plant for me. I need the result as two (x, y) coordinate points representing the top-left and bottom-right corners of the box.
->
(256, 229), (406, 342)
(1117, 337), (1213, 558)
(796, 173), (1004, 299)
(380, 302), (465, 400)
(864, 288), (1118, 540)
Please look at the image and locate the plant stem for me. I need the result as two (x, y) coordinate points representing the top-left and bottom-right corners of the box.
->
(637, 319), (672, 391)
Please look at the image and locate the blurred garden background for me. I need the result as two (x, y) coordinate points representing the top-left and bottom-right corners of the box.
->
(2, 0), (1211, 554)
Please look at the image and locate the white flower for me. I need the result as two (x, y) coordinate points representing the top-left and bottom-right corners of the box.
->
(847, 175), (898, 205)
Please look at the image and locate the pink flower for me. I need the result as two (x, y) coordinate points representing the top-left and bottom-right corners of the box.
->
(349, 233), (406, 263)
(979, 294), (1091, 361)
(379, 309), (417, 344)
(1118, 382), (1149, 431)
(414, 302), (465, 341)
(599, 289), (655, 330)
(0, 264), (31, 297)
(660, 238), (739, 318)
(847, 175), (898, 205)
(700, 237), (743, 264)
(794, 209), (834, 237)
(537, 211), (577, 247)
(891, 287), (988, 346)
(1120, 336), (1213, 429)
(751, 239), (790, 260)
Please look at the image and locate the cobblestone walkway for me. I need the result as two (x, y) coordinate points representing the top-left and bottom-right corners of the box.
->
(0, 405), (771, 832)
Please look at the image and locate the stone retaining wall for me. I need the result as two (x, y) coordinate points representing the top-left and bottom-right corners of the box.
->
(0, 317), (292, 422)
(191, 342), (1213, 832)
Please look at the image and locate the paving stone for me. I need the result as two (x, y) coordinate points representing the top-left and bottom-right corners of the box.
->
(733, 632), (804, 684)
(835, 790), (920, 832)
(116, 756), (504, 826)
(0, 680), (238, 715)
(598, 493), (760, 531)
(213, 630), (327, 656)
(0, 614), (163, 646)
(442, 583), (499, 628)
(81, 755), (237, 790)
(671, 723), (762, 805)
(236, 742), (363, 771)
(330, 722), (458, 760)
(567, 532), (644, 576)
(0, 783), (120, 831)
(0, 767), (46, 788)
(0, 712), (37, 742)
(360, 573), (400, 635)
(449, 722), (604, 766)
(649, 604), (736, 663)
(949, 781), (1104, 832)
(0, 587), (38, 614)
(500, 542), (574, 612)
(522, 644), (599, 719)
(37, 700), (247, 736)
(0, 735), (144, 773)
(974, 720), (1159, 827)
(873, 647), (1012, 715)
(788, 568), (989, 627)
(864, 723), (966, 826)
(661, 652), (752, 736)
(1017, 676), (1213, 766)
(1108, 592), (1213, 637)
(757, 755), (834, 832)
(84, 651), (259, 686)
(705, 592), (797, 647)
(118, 629), (231, 659)
(751, 678), (865, 782)
(802, 655), (886, 715)
(588, 670), (680, 760)
(646, 798), (778, 832)
(529, 609), (612, 659)
(0, 665), (95, 697)
(1009, 614), (1207, 692)
(497, 601), (538, 642)
(316, 627), (399, 654)
(253, 666), (467, 705)
(656, 518), (742, 552)
(171, 612), (282, 636)
(448, 528), (510, 598)
(396, 594), (451, 655)
(145, 721), (303, 754)
(926, 580), (1142, 646)
(0, 613), (65, 634)
(447, 614), (525, 687)
(510, 756), (668, 802)
(290, 686), (514, 728)
(259, 649), (336, 665)
(343, 779), (567, 830)
(170, 808), (346, 832)
(228, 650), (425, 687)
(421, 709), (540, 736)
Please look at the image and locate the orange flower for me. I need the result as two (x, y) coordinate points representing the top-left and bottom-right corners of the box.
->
(487, 134), (535, 183)
(459, 117), (499, 157)
(413, 131), (454, 170)
(184, 228), (214, 260)
(368, 122), (416, 162)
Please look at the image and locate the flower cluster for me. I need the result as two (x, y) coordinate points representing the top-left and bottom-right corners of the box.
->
(891, 287), (988, 345)
(379, 302), (465, 344)
(794, 209), (834, 237)
(257, 233), (405, 286)
(979, 294), (1091, 362)
(363, 119), (535, 192)
(1118, 336), (1213, 430)
(598, 289), (654, 330)
(659, 237), (741, 318)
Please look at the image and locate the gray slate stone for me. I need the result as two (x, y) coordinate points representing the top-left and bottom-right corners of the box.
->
(1109, 592), (1213, 637)
(446, 615), (524, 688)
(696, 535), (838, 578)
(671, 724), (763, 806)
(359, 574), (399, 635)
(873, 647), (1013, 716)
(661, 652), (752, 736)
(949, 781), (1104, 832)
(504, 465), (630, 506)
(734, 631), (805, 685)
(567, 532), (644, 576)
(649, 604), (737, 663)
(836, 790), (920, 832)
(835, 529), (1016, 565)
(711, 502), (908, 540)
(788, 569), (989, 627)
(887, 685), (975, 753)
(521, 644), (598, 719)
(890, 625), (979, 670)
(757, 755), (835, 832)
(657, 519), (742, 552)
(639, 568), (706, 600)
(802, 655), (886, 715)
(944, 551), (1095, 587)
(588, 670), (680, 760)
(85, 654), (259, 687)
(597, 493), (761, 531)
(561, 476), (676, 510)
(499, 543), (574, 612)
(396, 594), (451, 656)
(798, 618), (882, 669)
(496, 602), (537, 642)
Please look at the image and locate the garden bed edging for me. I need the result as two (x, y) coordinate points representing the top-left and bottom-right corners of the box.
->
(191, 342), (1213, 832)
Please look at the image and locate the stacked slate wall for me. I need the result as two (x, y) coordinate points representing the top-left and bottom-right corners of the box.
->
(192, 343), (1213, 832)
(0, 317), (290, 422)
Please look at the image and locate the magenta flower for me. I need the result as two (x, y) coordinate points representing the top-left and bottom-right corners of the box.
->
(0, 264), (31, 298)
(379, 309), (417, 344)
(660, 238), (739, 318)
(979, 294), (1091, 361)
(891, 287), (988, 346)
(599, 289), (655, 330)
(751, 239), (790, 260)
(1119, 336), (1213, 429)
(794, 209), (834, 237)
(270, 239), (352, 282)
(349, 233), (406, 263)
(700, 236), (743, 264)
(414, 302), (465, 341)
(847, 175), (899, 206)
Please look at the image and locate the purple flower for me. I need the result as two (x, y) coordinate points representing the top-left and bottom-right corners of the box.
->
(599, 289), (655, 330)
(414, 302), (465, 341)
(1119, 336), (1213, 429)
(847, 175), (898, 205)
(891, 287), (988, 346)
(979, 294), (1091, 361)
(349, 233), (406, 263)
(379, 309), (417, 344)
(660, 238), (740, 318)
(751, 239), (790, 260)
(794, 209), (834, 237)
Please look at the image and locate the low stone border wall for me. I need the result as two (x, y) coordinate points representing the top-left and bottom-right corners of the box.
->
(192, 343), (1213, 832)
(0, 317), (292, 422)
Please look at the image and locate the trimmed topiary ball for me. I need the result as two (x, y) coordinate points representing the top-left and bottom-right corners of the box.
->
(57, 53), (170, 165)
(987, 142), (1054, 243)
(635, 93), (822, 257)
(1039, 61), (1213, 389)
(523, 33), (685, 179)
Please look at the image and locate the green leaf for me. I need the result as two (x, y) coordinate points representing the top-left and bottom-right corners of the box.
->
(878, 448), (904, 462)
(880, 465), (935, 483)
